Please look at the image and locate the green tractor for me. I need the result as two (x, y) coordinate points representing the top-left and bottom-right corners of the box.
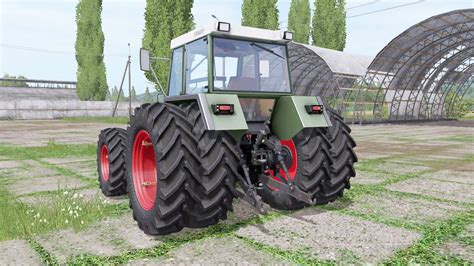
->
(97, 21), (357, 235)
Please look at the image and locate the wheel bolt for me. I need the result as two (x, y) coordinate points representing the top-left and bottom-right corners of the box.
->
(142, 181), (156, 187)
(141, 141), (152, 147)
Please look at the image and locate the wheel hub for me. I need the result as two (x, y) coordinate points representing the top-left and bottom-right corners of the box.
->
(132, 130), (157, 211)
(100, 145), (110, 182)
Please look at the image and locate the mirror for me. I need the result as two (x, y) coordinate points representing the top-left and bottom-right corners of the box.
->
(140, 48), (151, 71)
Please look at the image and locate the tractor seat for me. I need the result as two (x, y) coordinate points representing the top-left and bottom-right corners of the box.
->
(227, 77), (259, 91)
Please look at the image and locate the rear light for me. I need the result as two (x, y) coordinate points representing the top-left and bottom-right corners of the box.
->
(212, 104), (234, 115)
(305, 105), (324, 114)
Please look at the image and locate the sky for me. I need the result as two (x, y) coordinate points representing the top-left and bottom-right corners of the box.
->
(0, 0), (472, 95)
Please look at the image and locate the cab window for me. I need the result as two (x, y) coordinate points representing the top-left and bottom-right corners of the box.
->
(185, 38), (209, 94)
(168, 47), (183, 96)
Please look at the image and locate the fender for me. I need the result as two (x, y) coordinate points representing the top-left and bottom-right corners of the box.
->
(166, 93), (248, 140)
(271, 96), (332, 140)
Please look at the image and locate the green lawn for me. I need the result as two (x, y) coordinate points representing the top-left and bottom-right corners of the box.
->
(61, 116), (129, 124)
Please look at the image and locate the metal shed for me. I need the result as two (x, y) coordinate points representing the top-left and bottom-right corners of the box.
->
(346, 9), (474, 123)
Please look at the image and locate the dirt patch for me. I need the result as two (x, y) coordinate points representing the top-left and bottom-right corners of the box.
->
(42, 156), (95, 165)
(387, 177), (474, 204)
(344, 193), (464, 225)
(236, 209), (420, 262)
(351, 170), (396, 185)
(130, 236), (290, 265)
(0, 240), (41, 265)
(370, 162), (431, 175)
(8, 176), (88, 196)
(438, 241), (473, 263)
(18, 188), (128, 206)
(423, 170), (474, 185)
(36, 228), (120, 263)
(455, 162), (474, 172)
(224, 199), (264, 224)
(0, 160), (22, 169)
(0, 160), (59, 180)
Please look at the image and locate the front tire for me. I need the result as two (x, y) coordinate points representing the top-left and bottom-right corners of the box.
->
(97, 128), (127, 196)
(126, 103), (197, 235)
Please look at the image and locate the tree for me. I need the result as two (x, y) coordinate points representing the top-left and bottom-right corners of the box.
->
(142, 0), (194, 94)
(242, 0), (279, 30)
(288, 0), (311, 44)
(1, 73), (29, 87)
(111, 86), (119, 102)
(131, 86), (137, 101)
(311, 0), (346, 51)
(143, 87), (154, 103)
(75, 0), (108, 101)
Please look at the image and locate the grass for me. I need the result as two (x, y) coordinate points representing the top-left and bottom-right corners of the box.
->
(238, 236), (333, 265)
(385, 211), (473, 265)
(0, 187), (116, 241)
(0, 141), (96, 160)
(0, 122), (472, 264)
(61, 116), (129, 124)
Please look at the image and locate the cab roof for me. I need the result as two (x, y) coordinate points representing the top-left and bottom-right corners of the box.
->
(170, 21), (291, 49)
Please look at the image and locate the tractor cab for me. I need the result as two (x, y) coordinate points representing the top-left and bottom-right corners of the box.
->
(166, 21), (294, 97)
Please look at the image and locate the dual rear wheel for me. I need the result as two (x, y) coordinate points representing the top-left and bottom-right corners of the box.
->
(97, 103), (357, 234)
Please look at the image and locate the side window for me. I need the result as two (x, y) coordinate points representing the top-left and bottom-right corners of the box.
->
(214, 56), (238, 89)
(185, 38), (208, 94)
(168, 47), (183, 96)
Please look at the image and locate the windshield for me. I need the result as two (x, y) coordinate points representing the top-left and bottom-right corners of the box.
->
(213, 37), (291, 93)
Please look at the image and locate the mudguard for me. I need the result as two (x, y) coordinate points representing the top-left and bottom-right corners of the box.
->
(271, 96), (332, 140)
(166, 93), (248, 140)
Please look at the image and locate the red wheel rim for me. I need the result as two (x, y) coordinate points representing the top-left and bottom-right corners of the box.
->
(132, 130), (157, 211)
(100, 145), (110, 182)
(267, 139), (298, 191)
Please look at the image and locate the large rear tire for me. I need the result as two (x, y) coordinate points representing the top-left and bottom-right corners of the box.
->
(126, 103), (198, 235)
(179, 102), (239, 228)
(325, 110), (357, 196)
(97, 128), (127, 196)
(259, 128), (332, 210)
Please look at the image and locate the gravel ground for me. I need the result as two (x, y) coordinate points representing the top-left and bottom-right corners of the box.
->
(0, 120), (472, 264)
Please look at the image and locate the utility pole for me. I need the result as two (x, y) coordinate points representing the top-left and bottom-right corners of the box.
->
(112, 44), (132, 118)
(128, 43), (132, 118)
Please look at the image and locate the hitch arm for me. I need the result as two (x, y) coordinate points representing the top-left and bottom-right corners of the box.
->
(259, 174), (315, 205)
(234, 157), (267, 214)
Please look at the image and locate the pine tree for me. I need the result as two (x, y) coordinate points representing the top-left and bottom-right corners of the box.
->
(75, 0), (108, 100)
(242, 0), (279, 30)
(111, 86), (119, 102)
(311, 0), (346, 51)
(131, 86), (137, 101)
(288, 0), (311, 44)
(105, 87), (111, 100)
(143, 87), (154, 103)
(142, 0), (194, 94)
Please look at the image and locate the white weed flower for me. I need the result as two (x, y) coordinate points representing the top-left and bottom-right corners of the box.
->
(81, 220), (84, 225)
(65, 219), (69, 224)
(73, 193), (78, 199)
(63, 191), (68, 195)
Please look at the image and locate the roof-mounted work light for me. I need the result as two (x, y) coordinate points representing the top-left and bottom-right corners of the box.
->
(217, 22), (231, 32)
(283, 31), (293, 41)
